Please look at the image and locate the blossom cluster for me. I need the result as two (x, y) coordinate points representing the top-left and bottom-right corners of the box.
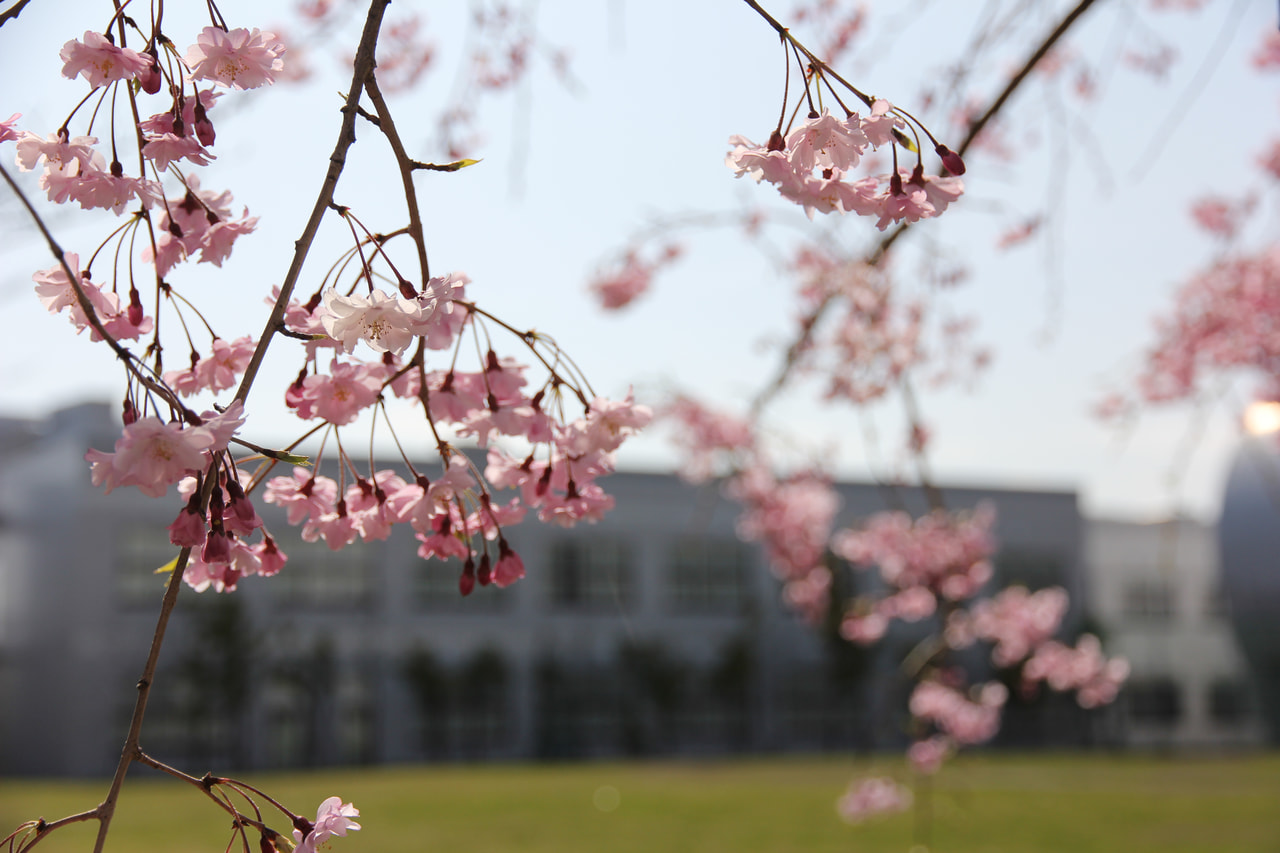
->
(664, 395), (838, 620)
(1023, 635), (1131, 709)
(726, 105), (964, 225)
(832, 505), (996, 604)
(946, 585), (1070, 667)
(909, 678), (1008, 747)
(836, 777), (912, 825)
(589, 243), (682, 311)
(7, 9), (652, 606)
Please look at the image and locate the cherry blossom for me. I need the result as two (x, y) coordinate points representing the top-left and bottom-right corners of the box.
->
(836, 777), (912, 824)
(185, 26), (286, 90)
(832, 505), (996, 601)
(786, 109), (869, 173)
(947, 585), (1070, 667)
(1023, 635), (1130, 708)
(909, 679), (1007, 745)
(0, 113), (20, 145)
(60, 31), (151, 89)
(589, 244), (681, 311)
(32, 253), (154, 342)
(293, 798), (360, 853)
(318, 288), (431, 354)
(85, 418), (219, 498)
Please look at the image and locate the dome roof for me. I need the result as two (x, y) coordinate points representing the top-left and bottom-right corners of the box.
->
(1219, 439), (1280, 613)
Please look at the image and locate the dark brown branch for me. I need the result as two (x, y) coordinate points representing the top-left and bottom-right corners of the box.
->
(91, 541), (196, 853)
(0, 0), (35, 28)
(364, 72), (431, 283)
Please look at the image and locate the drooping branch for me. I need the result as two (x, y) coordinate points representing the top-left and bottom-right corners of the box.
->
(747, 0), (1104, 416)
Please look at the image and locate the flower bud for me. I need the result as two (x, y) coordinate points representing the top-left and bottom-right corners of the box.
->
(140, 54), (162, 94)
(127, 287), (144, 327)
(195, 118), (216, 147)
(935, 144), (965, 176)
(459, 556), (477, 597)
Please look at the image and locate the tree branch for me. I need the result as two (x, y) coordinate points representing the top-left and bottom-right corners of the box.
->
(748, 0), (1104, 416)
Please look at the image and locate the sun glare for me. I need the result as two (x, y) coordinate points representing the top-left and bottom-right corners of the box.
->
(1243, 401), (1280, 436)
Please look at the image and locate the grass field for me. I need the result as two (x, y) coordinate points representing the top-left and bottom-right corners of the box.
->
(3, 752), (1279, 853)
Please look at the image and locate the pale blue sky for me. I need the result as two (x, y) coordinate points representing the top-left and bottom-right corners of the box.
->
(1, 0), (1277, 522)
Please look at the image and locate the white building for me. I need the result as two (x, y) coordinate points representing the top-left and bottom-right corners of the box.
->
(1085, 517), (1265, 749)
(3, 402), (1094, 776)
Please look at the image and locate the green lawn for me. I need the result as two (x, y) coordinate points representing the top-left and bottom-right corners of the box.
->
(3, 753), (1278, 853)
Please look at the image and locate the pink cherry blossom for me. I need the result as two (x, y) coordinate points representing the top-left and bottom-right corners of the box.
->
(141, 176), (258, 275)
(493, 538), (525, 586)
(0, 113), (19, 144)
(948, 585), (1069, 667)
(85, 418), (218, 498)
(1252, 30), (1280, 70)
(559, 389), (653, 456)
(264, 468), (340, 526)
(60, 31), (151, 89)
(908, 736), (952, 775)
(839, 608), (888, 644)
(589, 245), (681, 311)
(293, 797), (360, 853)
(1023, 635), (1130, 708)
(832, 505), (996, 600)
(14, 132), (100, 174)
(1259, 140), (1280, 181)
(33, 254), (154, 342)
(785, 109), (869, 173)
(294, 360), (384, 425)
(185, 26), (286, 89)
(909, 679), (1006, 745)
(836, 777), (912, 824)
(142, 133), (215, 171)
(860, 99), (905, 148)
(318, 288), (429, 354)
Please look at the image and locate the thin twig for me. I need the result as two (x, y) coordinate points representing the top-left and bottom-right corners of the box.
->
(0, 0), (35, 28)
(91, 542), (195, 853)
(747, 0), (1104, 416)
(364, 73), (431, 284)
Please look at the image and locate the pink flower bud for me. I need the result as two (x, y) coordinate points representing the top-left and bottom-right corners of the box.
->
(168, 506), (207, 548)
(459, 557), (476, 596)
(202, 529), (231, 563)
(127, 288), (144, 327)
(494, 537), (525, 587)
(936, 144), (965, 175)
(140, 54), (162, 94)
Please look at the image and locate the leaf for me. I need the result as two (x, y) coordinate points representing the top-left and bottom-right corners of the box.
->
(154, 555), (179, 576)
(413, 158), (482, 172)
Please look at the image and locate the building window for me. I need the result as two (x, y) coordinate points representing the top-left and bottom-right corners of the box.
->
(412, 556), (510, 611)
(1127, 679), (1182, 724)
(1122, 579), (1175, 620)
(549, 537), (632, 609)
(1203, 582), (1230, 619)
(667, 537), (751, 613)
(1208, 680), (1253, 724)
(270, 538), (374, 608)
(995, 549), (1064, 591)
(115, 527), (179, 608)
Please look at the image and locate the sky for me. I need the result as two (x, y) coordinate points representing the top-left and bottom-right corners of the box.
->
(1, 0), (1277, 524)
